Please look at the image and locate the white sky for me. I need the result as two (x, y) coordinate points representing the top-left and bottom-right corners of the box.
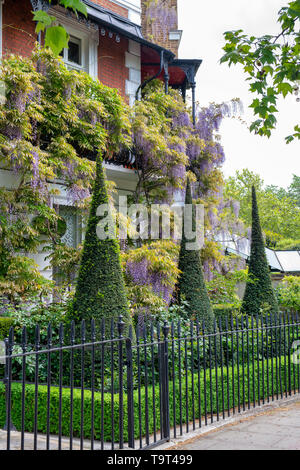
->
(178, 0), (300, 188)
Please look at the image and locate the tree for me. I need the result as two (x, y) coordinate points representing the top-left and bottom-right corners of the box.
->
(176, 179), (215, 330)
(242, 186), (279, 316)
(71, 157), (132, 333)
(287, 174), (300, 206)
(33, 0), (87, 55)
(225, 169), (300, 246)
(221, 0), (300, 142)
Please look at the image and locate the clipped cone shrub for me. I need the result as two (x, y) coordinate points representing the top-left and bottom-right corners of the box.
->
(177, 179), (215, 331)
(71, 157), (131, 335)
(242, 186), (279, 316)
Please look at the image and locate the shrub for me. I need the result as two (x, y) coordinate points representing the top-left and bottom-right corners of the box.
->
(213, 304), (239, 326)
(7, 295), (69, 344)
(0, 317), (13, 340)
(276, 239), (300, 250)
(276, 276), (300, 313)
(206, 270), (247, 307)
(0, 355), (297, 442)
(71, 158), (132, 335)
(176, 179), (214, 330)
(242, 186), (279, 316)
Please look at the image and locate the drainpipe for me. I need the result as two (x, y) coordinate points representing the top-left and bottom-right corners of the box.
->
(191, 81), (196, 126)
(30, 0), (50, 45)
(164, 60), (169, 94)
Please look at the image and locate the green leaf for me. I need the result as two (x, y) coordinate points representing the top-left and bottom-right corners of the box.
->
(59, 0), (87, 16)
(249, 119), (262, 132)
(32, 11), (56, 34)
(250, 81), (265, 94)
(32, 10), (55, 26)
(277, 82), (293, 97)
(45, 26), (69, 56)
(285, 135), (294, 143)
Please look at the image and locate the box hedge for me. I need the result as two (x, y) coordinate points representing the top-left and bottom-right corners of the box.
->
(0, 355), (297, 443)
(213, 304), (239, 323)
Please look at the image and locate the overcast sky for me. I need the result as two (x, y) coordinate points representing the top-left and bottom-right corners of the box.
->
(178, 0), (299, 188)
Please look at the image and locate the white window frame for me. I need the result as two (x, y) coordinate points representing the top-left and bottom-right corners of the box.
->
(49, 6), (99, 79)
(60, 27), (88, 73)
(61, 35), (83, 71)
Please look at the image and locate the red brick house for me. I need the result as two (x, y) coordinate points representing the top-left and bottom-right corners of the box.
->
(0, 0), (201, 278)
(0, 0), (201, 113)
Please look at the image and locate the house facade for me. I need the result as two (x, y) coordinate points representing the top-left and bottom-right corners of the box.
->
(0, 0), (201, 280)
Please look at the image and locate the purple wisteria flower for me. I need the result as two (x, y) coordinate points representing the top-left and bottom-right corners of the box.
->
(126, 258), (149, 285)
(31, 150), (40, 189)
(146, 1), (177, 40)
(67, 184), (90, 204)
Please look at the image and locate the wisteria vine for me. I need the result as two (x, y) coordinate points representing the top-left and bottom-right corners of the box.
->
(145, 0), (177, 41)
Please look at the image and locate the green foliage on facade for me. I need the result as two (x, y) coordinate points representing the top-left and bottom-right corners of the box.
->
(71, 158), (131, 332)
(122, 240), (180, 318)
(176, 179), (215, 329)
(33, 1), (87, 55)
(242, 186), (279, 316)
(0, 49), (130, 304)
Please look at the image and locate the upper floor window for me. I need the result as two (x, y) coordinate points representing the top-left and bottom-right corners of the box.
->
(60, 35), (83, 71)
(49, 6), (99, 79)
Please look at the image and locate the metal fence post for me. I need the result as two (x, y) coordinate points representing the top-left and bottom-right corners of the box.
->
(126, 325), (135, 448)
(4, 328), (16, 441)
(118, 316), (125, 449)
(161, 321), (170, 440)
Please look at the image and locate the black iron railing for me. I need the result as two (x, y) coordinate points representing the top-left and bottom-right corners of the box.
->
(0, 312), (299, 450)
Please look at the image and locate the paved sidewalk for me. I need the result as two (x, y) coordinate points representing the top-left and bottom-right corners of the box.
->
(173, 401), (300, 450)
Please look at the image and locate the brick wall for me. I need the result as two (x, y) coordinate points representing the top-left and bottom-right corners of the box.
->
(2, 1), (134, 101)
(91, 0), (128, 18)
(141, 0), (180, 56)
(98, 32), (129, 99)
(2, 0), (36, 58)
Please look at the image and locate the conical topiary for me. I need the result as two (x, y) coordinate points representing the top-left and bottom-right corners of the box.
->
(242, 186), (279, 316)
(71, 156), (131, 334)
(177, 179), (215, 331)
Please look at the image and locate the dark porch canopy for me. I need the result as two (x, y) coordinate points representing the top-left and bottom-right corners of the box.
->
(50, 0), (202, 165)
(83, 1), (202, 118)
(141, 47), (202, 96)
(141, 46), (202, 123)
(33, 0), (202, 105)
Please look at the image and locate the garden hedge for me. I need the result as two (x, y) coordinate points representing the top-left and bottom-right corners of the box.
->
(0, 317), (14, 340)
(0, 355), (297, 442)
(213, 304), (239, 323)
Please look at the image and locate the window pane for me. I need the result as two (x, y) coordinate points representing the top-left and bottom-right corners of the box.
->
(68, 37), (81, 65)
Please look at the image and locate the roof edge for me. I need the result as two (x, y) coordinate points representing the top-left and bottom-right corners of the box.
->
(84, 0), (175, 60)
